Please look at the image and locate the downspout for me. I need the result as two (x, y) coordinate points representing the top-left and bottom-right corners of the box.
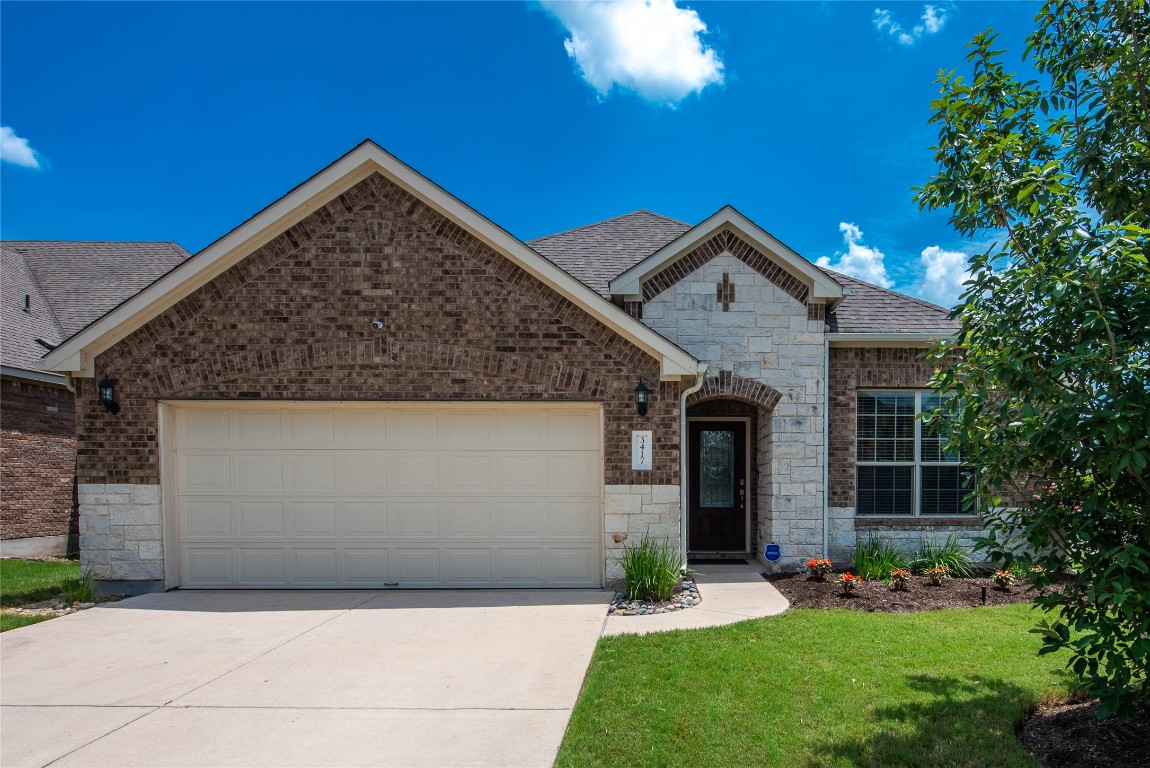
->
(822, 337), (830, 559)
(64, 373), (76, 394)
(679, 363), (709, 572)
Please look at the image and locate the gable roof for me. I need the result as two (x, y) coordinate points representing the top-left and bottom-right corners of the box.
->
(608, 206), (845, 302)
(529, 211), (692, 298)
(41, 141), (700, 381)
(2, 241), (189, 382)
(822, 270), (960, 335)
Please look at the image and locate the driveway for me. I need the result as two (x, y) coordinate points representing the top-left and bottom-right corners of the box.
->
(1, 589), (611, 767)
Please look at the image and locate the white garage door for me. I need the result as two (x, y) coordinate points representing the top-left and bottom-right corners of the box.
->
(171, 403), (602, 588)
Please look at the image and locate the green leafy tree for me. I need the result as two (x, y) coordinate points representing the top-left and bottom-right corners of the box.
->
(915, 0), (1150, 719)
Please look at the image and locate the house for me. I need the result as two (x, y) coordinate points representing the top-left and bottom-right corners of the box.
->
(39, 141), (975, 593)
(1, 241), (190, 557)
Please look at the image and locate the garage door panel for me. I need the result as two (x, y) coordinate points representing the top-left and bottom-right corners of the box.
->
(175, 405), (602, 588)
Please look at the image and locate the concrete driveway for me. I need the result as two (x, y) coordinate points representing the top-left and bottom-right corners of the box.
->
(1, 589), (611, 767)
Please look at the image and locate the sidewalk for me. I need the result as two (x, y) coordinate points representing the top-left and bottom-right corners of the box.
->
(602, 561), (789, 636)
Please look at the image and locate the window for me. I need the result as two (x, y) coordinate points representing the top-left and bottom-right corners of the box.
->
(855, 391), (973, 516)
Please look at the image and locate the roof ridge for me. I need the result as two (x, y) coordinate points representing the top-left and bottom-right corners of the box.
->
(527, 210), (689, 244)
(818, 265), (953, 314)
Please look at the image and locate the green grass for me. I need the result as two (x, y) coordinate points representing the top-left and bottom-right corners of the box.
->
(620, 537), (681, 601)
(0, 558), (81, 607)
(852, 536), (912, 581)
(558, 605), (1072, 767)
(914, 534), (977, 578)
(0, 613), (53, 632)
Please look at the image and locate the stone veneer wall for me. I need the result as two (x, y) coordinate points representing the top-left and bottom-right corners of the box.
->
(603, 484), (682, 580)
(78, 484), (163, 589)
(643, 251), (826, 569)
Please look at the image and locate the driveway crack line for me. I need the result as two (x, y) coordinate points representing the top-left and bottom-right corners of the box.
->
(41, 707), (160, 768)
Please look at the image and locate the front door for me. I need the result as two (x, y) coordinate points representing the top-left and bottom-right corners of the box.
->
(688, 420), (747, 551)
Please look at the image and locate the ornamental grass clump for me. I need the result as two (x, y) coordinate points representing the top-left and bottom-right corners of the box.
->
(836, 572), (864, 595)
(620, 537), (681, 602)
(889, 568), (912, 591)
(852, 537), (910, 581)
(805, 558), (833, 580)
(61, 569), (95, 604)
(913, 535), (976, 578)
(923, 565), (952, 586)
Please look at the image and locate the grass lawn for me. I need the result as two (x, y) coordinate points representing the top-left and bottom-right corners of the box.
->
(0, 558), (80, 608)
(559, 605), (1071, 768)
(0, 613), (53, 632)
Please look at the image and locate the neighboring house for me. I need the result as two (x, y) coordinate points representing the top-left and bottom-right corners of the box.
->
(40, 141), (972, 593)
(1, 241), (190, 557)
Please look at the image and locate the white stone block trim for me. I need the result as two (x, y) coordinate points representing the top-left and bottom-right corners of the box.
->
(604, 484), (682, 581)
(79, 483), (164, 582)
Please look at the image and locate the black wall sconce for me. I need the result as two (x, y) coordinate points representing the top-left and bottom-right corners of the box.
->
(635, 380), (649, 417)
(97, 376), (120, 414)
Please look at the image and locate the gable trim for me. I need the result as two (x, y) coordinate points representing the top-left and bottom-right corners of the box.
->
(609, 205), (844, 303)
(41, 141), (699, 381)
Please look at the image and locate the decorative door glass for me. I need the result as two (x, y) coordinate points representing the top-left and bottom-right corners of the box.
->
(699, 430), (735, 508)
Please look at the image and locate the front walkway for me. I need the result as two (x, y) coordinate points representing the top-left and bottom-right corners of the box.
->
(1, 589), (610, 768)
(603, 561), (789, 636)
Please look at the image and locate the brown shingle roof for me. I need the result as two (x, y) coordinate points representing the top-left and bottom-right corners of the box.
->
(821, 270), (959, 334)
(1, 241), (190, 377)
(528, 211), (692, 297)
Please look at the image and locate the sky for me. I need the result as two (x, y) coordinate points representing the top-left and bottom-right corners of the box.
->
(1, 1), (1040, 307)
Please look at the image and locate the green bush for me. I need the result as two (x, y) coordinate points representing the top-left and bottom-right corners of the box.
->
(620, 537), (680, 602)
(913, 535), (976, 578)
(852, 538), (910, 581)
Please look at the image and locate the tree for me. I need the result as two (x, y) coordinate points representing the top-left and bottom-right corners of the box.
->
(915, 0), (1150, 719)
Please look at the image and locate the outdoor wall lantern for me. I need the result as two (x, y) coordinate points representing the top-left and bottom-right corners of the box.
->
(635, 380), (649, 417)
(97, 376), (120, 414)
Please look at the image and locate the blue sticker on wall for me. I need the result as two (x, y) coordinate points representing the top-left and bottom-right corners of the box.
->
(764, 544), (781, 562)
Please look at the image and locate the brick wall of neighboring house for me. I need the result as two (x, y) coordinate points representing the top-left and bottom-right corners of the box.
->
(74, 172), (681, 584)
(0, 378), (77, 546)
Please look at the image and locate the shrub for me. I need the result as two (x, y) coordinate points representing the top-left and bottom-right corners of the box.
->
(913, 535), (976, 578)
(992, 569), (1016, 590)
(889, 568), (912, 591)
(620, 537), (681, 602)
(805, 558), (833, 580)
(836, 572), (864, 595)
(852, 538), (910, 581)
(61, 569), (95, 604)
(923, 565), (952, 587)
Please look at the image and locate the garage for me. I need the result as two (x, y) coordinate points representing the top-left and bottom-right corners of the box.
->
(169, 403), (603, 588)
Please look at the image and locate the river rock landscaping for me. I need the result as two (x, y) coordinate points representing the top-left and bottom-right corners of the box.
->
(608, 577), (701, 616)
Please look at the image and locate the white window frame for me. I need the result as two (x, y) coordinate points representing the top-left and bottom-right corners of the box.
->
(855, 389), (974, 518)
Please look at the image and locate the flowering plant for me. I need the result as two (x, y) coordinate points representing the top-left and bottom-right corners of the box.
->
(923, 565), (951, 586)
(805, 558), (833, 580)
(835, 571), (863, 594)
(889, 568), (912, 591)
(992, 569), (1016, 589)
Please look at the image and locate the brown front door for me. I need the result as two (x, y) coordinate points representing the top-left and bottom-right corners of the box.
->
(688, 420), (747, 552)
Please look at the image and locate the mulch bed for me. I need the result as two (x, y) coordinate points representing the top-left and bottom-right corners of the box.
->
(1019, 699), (1150, 768)
(764, 572), (1042, 612)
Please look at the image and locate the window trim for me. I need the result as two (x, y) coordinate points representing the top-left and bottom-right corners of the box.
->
(855, 389), (975, 518)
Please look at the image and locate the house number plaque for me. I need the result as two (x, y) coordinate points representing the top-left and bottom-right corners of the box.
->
(631, 430), (652, 471)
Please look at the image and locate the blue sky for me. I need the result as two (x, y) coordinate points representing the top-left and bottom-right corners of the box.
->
(1, 1), (1038, 306)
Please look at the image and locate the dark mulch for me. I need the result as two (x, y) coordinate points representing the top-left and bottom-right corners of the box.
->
(764, 572), (1042, 612)
(1019, 699), (1150, 768)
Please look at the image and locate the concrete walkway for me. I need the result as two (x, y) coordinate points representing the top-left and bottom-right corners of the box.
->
(602, 561), (789, 636)
(1, 589), (610, 768)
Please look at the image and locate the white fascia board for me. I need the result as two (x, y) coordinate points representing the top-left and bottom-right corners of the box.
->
(609, 206), (844, 301)
(826, 332), (954, 347)
(1, 365), (67, 386)
(42, 142), (698, 381)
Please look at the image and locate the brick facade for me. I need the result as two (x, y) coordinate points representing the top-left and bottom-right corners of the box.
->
(76, 172), (680, 490)
(0, 378), (77, 549)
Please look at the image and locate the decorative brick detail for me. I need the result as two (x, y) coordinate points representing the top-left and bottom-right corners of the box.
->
(623, 300), (643, 319)
(0, 378), (77, 548)
(686, 370), (784, 411)
(642, 229), (809, 304)
(78, 172), (680, 489)
(603, 484), (681, 580)
(827, 347), (938, 507)
(807, 303), (825, 322)
(716, 272), (735, 311)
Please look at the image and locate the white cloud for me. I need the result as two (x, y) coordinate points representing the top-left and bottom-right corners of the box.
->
(0, 126), (41, 168)
(873, 4), (947, 46)
(817, 222), (894, 288)
(541, 0), (724, 106)
(915, 245), (970, 307)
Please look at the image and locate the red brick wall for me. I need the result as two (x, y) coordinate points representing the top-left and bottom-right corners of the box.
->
(77, 173), (680, 486)
(828, 347), (937, 507)
(1, 378), (77, 542)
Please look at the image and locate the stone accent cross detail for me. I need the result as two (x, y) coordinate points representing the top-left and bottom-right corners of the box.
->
(716, 272), (735, 311)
